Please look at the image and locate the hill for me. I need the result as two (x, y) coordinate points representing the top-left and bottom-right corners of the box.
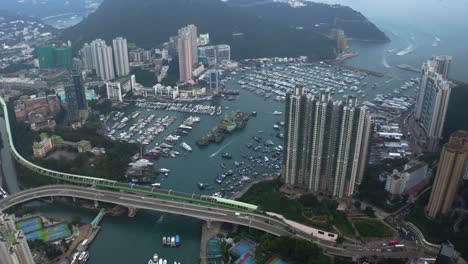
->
(61, 0), (388, 60)
(1, 0), (102, 18)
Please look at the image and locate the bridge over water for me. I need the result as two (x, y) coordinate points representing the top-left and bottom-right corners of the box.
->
(0, 97), (430, 259)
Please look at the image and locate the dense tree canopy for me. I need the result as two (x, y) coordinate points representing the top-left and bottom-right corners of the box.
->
(62, 0), (387, 60)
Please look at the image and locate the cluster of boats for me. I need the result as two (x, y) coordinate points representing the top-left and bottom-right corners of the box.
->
(144, 116), (199, 159)
(236, 63), (369, 100)
(162, 235), (181, 247)
(205, 135), (283, 198)
(390, 78), (418, 95)
(71, 251), (89, 264)
(148, 254), (180, 264)
(136, 102), (222, 116)
(104, 109), (180, 147)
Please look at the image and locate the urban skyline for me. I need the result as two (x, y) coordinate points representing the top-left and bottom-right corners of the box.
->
(1, 0), (468, 262)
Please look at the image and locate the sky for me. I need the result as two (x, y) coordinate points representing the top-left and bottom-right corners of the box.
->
(309, 0), (468, 30)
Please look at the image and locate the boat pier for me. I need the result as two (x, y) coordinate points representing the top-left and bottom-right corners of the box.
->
(199, 221), (223, 264)
(65, 208), (106, 261)
(333, 62), (385, 77)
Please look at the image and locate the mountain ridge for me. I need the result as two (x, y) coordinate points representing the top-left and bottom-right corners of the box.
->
(61, 0), (388, 60)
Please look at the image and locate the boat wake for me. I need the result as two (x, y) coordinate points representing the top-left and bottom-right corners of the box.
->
(209, 140), (233, 158)
(396, 43), (415, 56)
(432, 36), (441, 47)
(382, 53), (391, 68)
(156, 215), (164, 224)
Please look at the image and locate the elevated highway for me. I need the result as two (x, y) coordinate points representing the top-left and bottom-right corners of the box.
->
(0, 97), (435, 259)
(0, 185), (430, 259)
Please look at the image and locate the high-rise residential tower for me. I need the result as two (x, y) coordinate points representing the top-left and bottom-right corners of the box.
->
(415, 56), (453, 152)
(112, 37), (130, 77)
(89, 39), (115, 81)
(64, 78), (81, 124)
(426, 131), (468, 219)
(0, 213), (35, 264)
(282, 87), (370, 199)
(177, 25), (198, 83)
(71, 68), (88, 110)
(79, 43), (94, 72)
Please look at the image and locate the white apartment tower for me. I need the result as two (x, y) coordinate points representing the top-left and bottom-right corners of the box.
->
(88, 39), (115, 81)
(112, 37), (130, 77)
(415, 56), (453, 151)
(79, 43), (94, 72)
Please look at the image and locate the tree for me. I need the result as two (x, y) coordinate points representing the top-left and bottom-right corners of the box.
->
(354, 201), (361, 209)
(365, 206), (376, 218)
(71, 216), (82, 225)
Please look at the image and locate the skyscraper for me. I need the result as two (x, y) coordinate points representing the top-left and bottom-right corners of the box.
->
(434, 55), (452, 79)
(89, 39), (115, 81)
(64, 79), (80, 124)
(426, 131), (468, 219)
(0, 213), (35, 264)
(36, 45), (55, 69)
(36, 45), (72, 69)
(71, 68), (88, 110)
(54, 47), (73, 68)
(415, 56), (453, 152)
(209, 69), (220, 93)
(112, 37), (130, 77)
(178, 25), (198, 83)
(282, 87), (370, 199)
(79, 43), (94, 72)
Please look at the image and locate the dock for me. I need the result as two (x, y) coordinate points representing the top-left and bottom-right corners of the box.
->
(397, 64), (421, 73)
(66, 208), (106, 258)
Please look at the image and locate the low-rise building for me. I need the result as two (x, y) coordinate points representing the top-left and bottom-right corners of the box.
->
(32, 133), (92, 158)
(192, 63), (205, 77)
(32, 136), (53, 158)
(178, 87), (206, 99)
(153, 84), (179, 100)
(106, 75), (136, 102)
(0, 76), (48, 91)
(198, 44), (230, 65)
(14, 93), (61, 131)
(385, 160), (428, 196)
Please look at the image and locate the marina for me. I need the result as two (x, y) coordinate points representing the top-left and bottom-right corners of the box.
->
(234, 60), (417, 102)
(98, 58), (420, 199)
